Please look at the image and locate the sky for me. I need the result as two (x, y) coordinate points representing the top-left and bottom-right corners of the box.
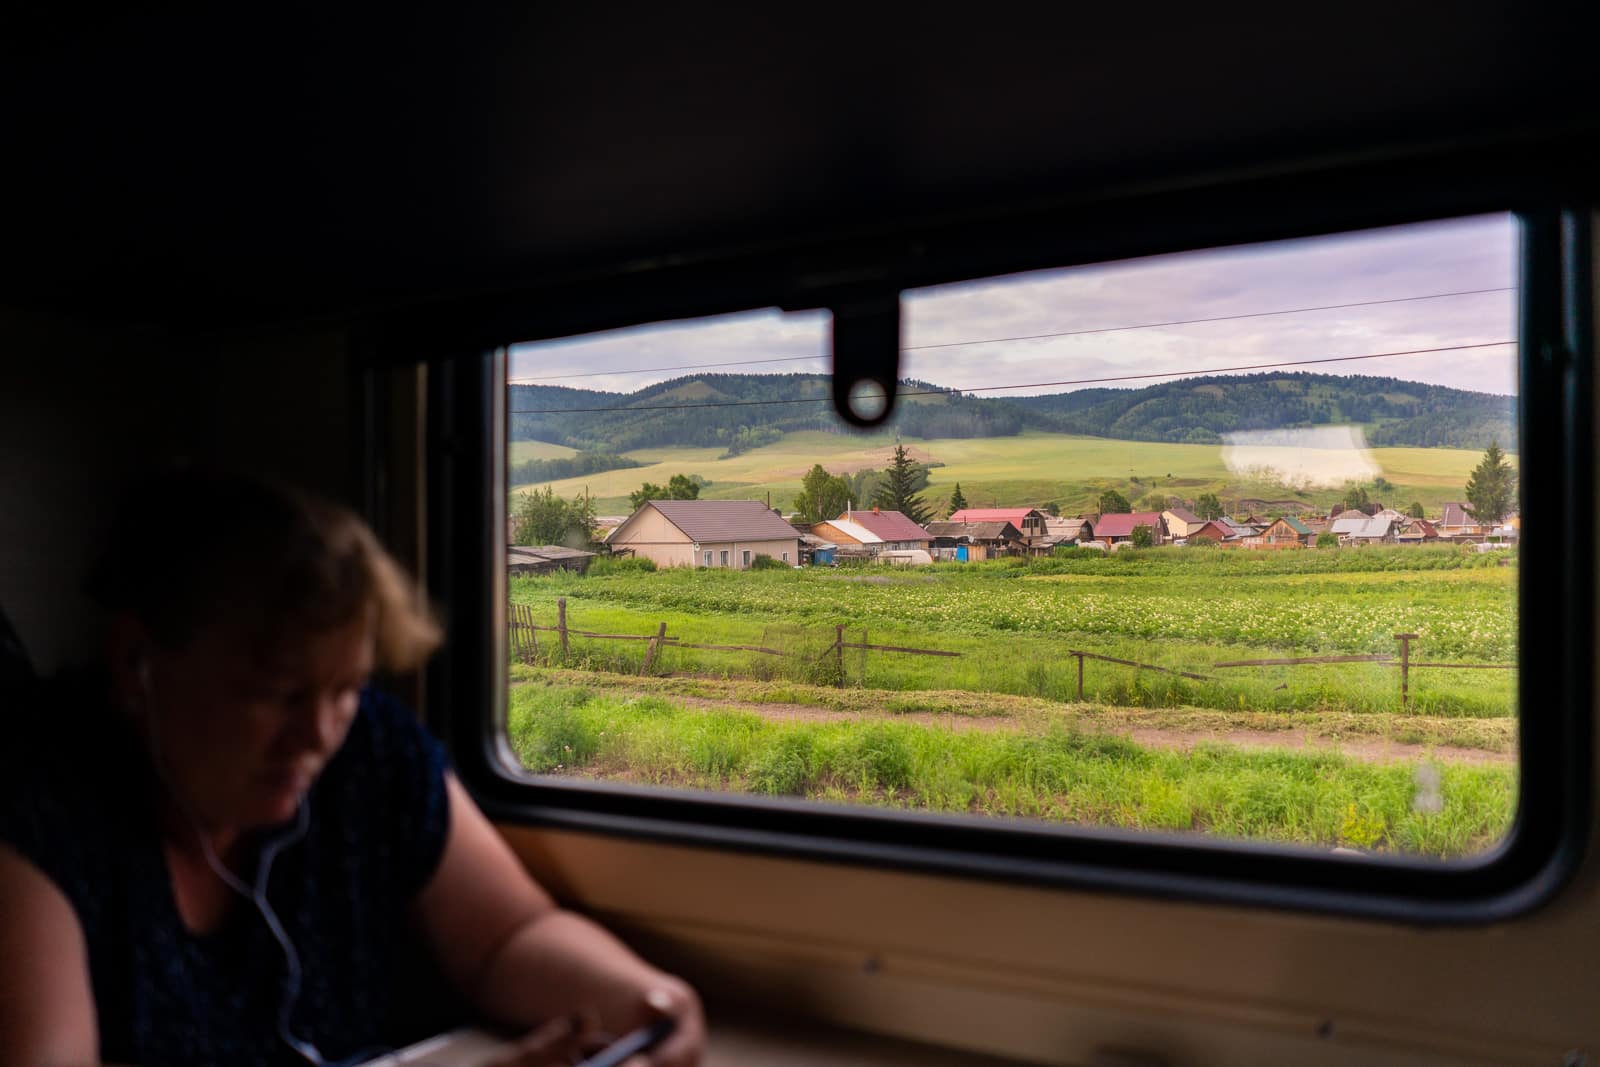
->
(508, 214), (1518, 400)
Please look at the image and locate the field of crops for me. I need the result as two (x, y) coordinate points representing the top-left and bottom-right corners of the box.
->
(513, 429), (1514, 515)
(505, 546), (1520, 856)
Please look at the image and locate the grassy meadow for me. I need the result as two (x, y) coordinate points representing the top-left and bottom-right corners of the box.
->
(513, 429), (1515, 516)
(506, 547), (1520, 857)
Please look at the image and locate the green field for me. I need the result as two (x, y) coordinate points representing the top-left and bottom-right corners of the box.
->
(512, 429), (1516, 515)
(506, 548), (1519, 857)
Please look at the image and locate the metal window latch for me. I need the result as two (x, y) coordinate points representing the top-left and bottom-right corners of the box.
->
(830, 292), (901, 428)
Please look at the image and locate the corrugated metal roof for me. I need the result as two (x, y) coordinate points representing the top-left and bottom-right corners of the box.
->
(947, 507), (1041, 523)
(1091, 512), (1164, 538)
(815, 517), (880, 544)
(840, 509), (930, 542)
(646, 499), (801, 543)
(925, 520), (1020, 540)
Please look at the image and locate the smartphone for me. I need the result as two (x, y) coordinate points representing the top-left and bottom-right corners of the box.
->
(573, 1017), (676, 1067)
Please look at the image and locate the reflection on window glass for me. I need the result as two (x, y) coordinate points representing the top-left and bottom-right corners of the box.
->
(504, 217), (1519, 860)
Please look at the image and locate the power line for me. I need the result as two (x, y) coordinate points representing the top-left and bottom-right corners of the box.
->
(507, 340), (1516, 415)
(901, 287), (1516, 351)
(504, 286), (1514, 384)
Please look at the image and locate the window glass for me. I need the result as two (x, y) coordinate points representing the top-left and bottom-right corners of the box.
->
(505, 217), (1518, 861)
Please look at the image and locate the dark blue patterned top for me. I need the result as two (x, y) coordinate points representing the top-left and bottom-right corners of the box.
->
(0, 680), (452, 1066)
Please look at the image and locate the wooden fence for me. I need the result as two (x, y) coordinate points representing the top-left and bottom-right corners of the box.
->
(510, 598), (955, 678)
(511, 601), (1512, 708)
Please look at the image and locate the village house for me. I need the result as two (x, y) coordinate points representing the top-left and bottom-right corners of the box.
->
(925, 520), (1023, 561)
(1041, 515), (1093, 552)
(1219, 516), (1260, 539)
(810, 507), (932, 557)
(1245, 516), (1313, 548)
(1088, 511), (1169, 546)
(1331, 515), (1397, 545)
(1185, 520), (1235, 543)
(1161, 507), (1207, 539)
(947, 507), (1049, 544)
(605, 499), (802, 569)
(1437, 501), (1496, 540)
(1396, 518), (1440, 544)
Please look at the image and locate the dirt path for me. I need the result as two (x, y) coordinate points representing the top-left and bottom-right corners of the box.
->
(637, 692), (1516, 767)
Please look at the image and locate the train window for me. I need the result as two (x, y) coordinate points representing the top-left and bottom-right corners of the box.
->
(477, 208), (1580, 920)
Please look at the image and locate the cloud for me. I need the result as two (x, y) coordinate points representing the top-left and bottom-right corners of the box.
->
(509, 213), (1518, 399)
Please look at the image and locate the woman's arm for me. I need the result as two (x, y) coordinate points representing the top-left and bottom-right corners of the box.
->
(412, 775), (704, 1066)
(0, 844), (99, 1067)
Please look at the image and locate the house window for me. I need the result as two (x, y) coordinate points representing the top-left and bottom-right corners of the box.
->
(490, 215), (1563, 918)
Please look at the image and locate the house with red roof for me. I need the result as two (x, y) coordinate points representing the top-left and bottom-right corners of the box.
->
(947, 507), (1048, 541)
(1185, 520), (1234, 543)
(1088, 511), (1169, 545)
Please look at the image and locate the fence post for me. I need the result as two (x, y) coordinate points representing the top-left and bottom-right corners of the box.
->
(1394, 632), (1417, 712)
(835, 623), (845, 685)
(558, 597), (570, 658)
(861, 627), (868, 687)
(642, 621), (668, 675)
(1074, 651), (1085, 700)
(527, 605), (537, 659)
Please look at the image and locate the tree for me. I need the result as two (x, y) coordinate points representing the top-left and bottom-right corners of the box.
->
(1408, 501), (1425, 519)
(1339, 484), (1370, 513)
(1138, 492), (1169, 513)
(1464, 440), (1516, 525)
(1129, 524), (1154, 548)
(870, 444), (932, 524)
(1316, 531), (1338, 548)
(1042, 501), (1060, 516)
(513, 486), (596, 547)
(1097, 489), (1132, 514)
(1195, 492), (1223, 520)
(946, 482), (968, 515)
(628, 472), (700, 510)
(792, 464), (852, 523)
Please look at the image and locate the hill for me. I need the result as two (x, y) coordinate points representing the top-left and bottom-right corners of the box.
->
(510, 371), (1514, 453)
(1011, 372), (1515, 450)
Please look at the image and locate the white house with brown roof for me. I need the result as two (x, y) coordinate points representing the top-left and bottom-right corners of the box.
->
(606, 499), (802, 569)
(1162, 507), (1206, 538)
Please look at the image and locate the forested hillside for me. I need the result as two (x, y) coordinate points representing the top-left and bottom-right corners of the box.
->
(509, 371), (1515, 452)
(1012, 372), (1515, 449)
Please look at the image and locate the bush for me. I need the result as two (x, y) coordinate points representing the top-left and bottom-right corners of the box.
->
(1316, 532), (1338, 549)
(748, 553), (790, 571)
(586, 555), (657, 577)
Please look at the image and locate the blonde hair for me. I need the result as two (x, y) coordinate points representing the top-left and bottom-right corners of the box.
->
(87, 468), (442, 671)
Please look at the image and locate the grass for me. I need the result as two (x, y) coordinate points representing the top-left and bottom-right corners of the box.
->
(511, 428), (1517, 514)
(507, 683), (1516, 857)
(514, 667), (1520, 753)
(508, 547), (1517, 718)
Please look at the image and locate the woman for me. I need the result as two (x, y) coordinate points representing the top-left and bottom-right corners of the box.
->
(0, 469), (703, 1066)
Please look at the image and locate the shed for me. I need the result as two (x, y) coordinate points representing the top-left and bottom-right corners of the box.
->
(508, 545), (596, 576)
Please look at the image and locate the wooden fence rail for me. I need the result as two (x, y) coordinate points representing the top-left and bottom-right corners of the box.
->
(508, 602), (1513, 710)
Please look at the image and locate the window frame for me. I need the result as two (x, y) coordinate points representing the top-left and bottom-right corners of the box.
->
(423, 200), (1592, 927)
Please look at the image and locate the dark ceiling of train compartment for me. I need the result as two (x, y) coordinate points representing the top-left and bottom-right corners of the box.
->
(2, 4), (1596, 328)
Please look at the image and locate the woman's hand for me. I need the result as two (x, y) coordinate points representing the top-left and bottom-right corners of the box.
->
(483, 981), (703, 1067)
(621, 981), (705, 1067)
